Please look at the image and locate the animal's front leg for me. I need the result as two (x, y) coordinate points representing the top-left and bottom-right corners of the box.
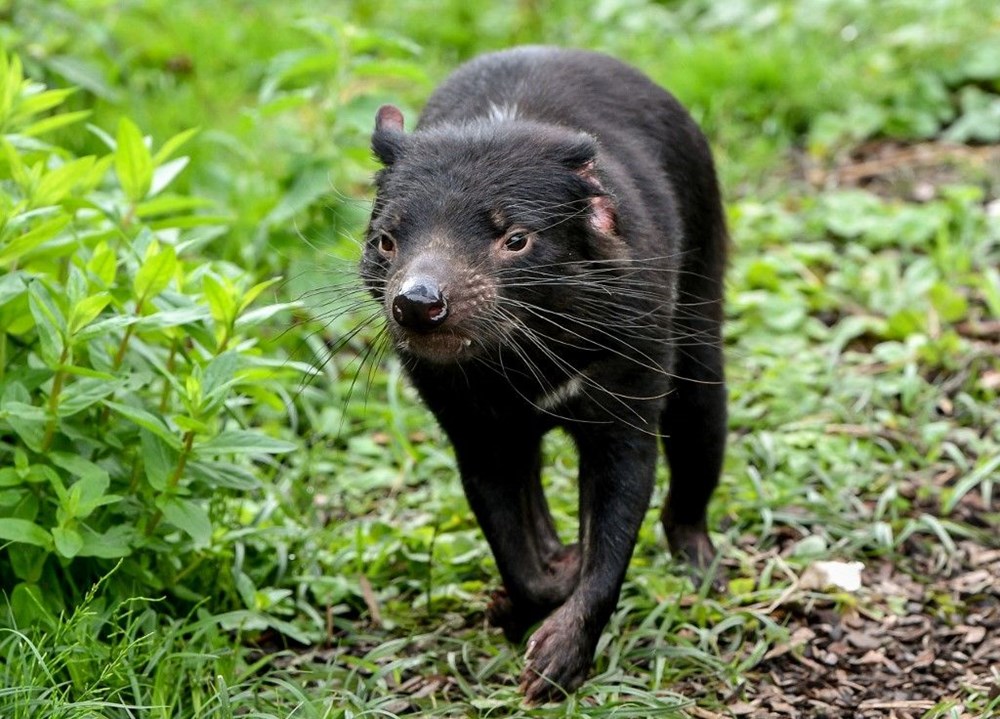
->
(519, 428), (657, 703)
(452, 431), (580, 641)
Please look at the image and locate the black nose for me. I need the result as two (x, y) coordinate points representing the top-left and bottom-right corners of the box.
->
(392, 279), (448, 331)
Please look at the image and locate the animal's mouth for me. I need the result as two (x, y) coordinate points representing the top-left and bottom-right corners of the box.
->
(396, 327), (476, 363)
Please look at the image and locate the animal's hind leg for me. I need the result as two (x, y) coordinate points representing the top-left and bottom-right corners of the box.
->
(660, 363), (725, 574)
(660, 264), (727, 581)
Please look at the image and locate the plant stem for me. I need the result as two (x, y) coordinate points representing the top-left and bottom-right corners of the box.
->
(158, 338), (178, 413)
(145, 429), (196, 537)
(101, 296), (145, 424)
(41, 345), (70, 451)
(168, 429), (195, 490)
(113, 297), (144, 370)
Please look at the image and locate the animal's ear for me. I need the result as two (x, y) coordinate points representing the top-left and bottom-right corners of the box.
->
(555, 134), (598, 169)
(576, 159), (618, 237)
(372, 104), (407, 166)
(549, 133), (617, 235)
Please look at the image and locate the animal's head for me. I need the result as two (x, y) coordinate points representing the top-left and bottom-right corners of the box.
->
(360, 105), (627, 365)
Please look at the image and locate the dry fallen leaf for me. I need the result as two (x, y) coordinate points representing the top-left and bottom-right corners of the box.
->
(800, 560), (865, 592)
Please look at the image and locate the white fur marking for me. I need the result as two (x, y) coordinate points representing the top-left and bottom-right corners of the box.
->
(487, 102), (520, 122)
(537, 375), (583, 411)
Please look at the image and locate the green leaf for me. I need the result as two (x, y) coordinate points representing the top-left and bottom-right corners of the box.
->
(174, 414), (211, 434)
(203, 351), (242, 395)
(744, 259), (781, 291)
(0, 489), (22, 507)
(2, 400), (46, 424)
(943, 87), (1000, 144)
(73, 315), (136, 342)
(135, 306), (211, 330)
(66, 262), (88, 307)
(114, 117), (153, 202)
(49, 454), (115, 519)
(187, 460), (260, 490)
(885, 308), (927, 340)
(27, 280), (65, 366)
(87, 241), (117, 286)
(152, 126), (199, 166)
(0, 270), (27, 307)
(929, 282), (968, 324)
(13, 87), (75, 121)
(2, 400), (46, 452)
(52, 526), (84, 558)
(148, 214), (231, 230)
(943, 453), (1000, 514)
(135, 194), (212, 219)
(184, 369), (203, 414)
(0, 518), (53, 549)
(58, 376), (121, 416)
(202, 273), (236, 328)
(77, 525), (134, 558)
(159, 496), (212, 547)
(44, 55), (122, 102)
(103, 400), (182, 449)
(235, 301), (300, 328)
(149, 156), (189, 196)
(8, 543), (47, 583)
(238, 276), (281, 313)
(981, 267), (1000, 318)
(0, 468), (22, 487)
(0, 137), (28, 186)
(49, 452), (109, 485)
(141, 429), (175, 492)
(9, 583), (58, 631)
(86, 123), (116, 151)
(197, 430), (297, 455)
(134, 240), (177, 302)
(0, 215), (72, 268)
(33, 156), (96, 206)
(68, 292), (111, 335)
(22, 109), (92, 137)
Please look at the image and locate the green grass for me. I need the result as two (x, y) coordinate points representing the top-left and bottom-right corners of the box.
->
(2, 0), (999, 716)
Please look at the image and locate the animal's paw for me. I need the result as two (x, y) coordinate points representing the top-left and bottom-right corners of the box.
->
(485, 587), (523, 641)
(486, 587), (546, 643)
(518, 605), (594, 704)
(665, 524), (728, 593)
(485, 587), (513, 625)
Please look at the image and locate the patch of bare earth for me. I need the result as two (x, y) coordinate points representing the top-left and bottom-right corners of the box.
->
(729, 533), (999, 718)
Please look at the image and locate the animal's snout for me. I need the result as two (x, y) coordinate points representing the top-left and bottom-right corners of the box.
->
(392, 278), (448, 332)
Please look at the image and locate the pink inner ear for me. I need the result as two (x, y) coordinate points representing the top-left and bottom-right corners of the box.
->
(576, 162), (617, 236)
(376, 105), (405, 133)
(589, 195), (617, 236)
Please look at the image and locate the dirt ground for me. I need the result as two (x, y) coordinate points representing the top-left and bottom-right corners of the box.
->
(729, 537), (999, 718)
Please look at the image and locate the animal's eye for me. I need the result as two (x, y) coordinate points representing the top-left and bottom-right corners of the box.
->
(378, 233), (396, 257)
(503, 231), (530, 252)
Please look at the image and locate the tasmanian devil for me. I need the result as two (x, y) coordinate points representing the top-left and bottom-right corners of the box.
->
(359, 46), (728, 702)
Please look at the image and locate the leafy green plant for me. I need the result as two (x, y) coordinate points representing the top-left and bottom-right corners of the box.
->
(0, 49), (300, 620)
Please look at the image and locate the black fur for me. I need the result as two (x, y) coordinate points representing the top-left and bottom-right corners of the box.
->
(360, 46), (728, 703)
